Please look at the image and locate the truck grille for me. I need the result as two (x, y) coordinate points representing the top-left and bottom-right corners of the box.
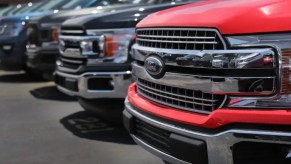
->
(136, 28), (225, 50)
(27, 24), (40, 46)
(59, 27), (87, 72)
(60, 56), (86, 70)
(64, 40), (80, 49)
(137, 78), (226, 114)
(135, 118), (170, 153)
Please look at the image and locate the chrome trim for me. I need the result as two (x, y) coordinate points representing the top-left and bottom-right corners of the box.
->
(138, 88), (215, 106)
(40, 23), (62, 28)
(138, 35), (215, 39)
(55, 71), (131, 99)
(56, 65), (82, 73)
(132, 42), (282, 102)
(136, 38), (218, 44)
(227, 43), (282, 104)
(125, 98), (291, 164)
(225, 33), (291, 105)
(59, 35), (101, 57)
(61, 30), (84, 34)
(136, 78), (226, 114)
(86, 28), (135, 36)
(59, 35), (100, 41)
(132, 44), (276, 69)
(137, 87), (214, 114)
(131, 135), (190, 164)
(60, 48), (86, 58)
(136, 28), (227, 50)
(226, 33), (291, 47)
(132, 62), (276, 95)
(138, 82), (218, 102)
(61, 58), (83, 64)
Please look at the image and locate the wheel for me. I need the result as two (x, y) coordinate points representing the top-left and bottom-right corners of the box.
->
(78, 97), (125, 123)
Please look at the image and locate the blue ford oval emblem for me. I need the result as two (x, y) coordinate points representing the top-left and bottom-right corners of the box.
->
(145, 55), (165, 79)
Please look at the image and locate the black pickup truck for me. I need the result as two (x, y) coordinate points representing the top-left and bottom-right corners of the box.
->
(25, 0), (167, 79)
(55, 0), (198, 119)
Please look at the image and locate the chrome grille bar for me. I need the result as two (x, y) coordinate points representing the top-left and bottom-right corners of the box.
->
(138, 81), (218, 103)
(60, 56), (86, 70)
(138, 35), (216, 39)
(61, 58), (83, 64)
(136, 38), (218, 44)
(138, 87), (214, 107)
(136, 28), (225, 50)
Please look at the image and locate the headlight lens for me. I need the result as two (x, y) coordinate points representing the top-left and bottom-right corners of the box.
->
(225, 33), (291, 109)
(40, 23), (61, 43)
(86, 28), (135, 63)
(0, 23), (23, 37)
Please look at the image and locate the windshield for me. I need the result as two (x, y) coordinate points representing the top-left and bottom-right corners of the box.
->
(61, 0), (95, 10)
(0, 5), (14, 16)
(131, 0), (187, 4)
(85, 0), (187, 7)
(14, 2), (45, 14)
(34, 0), (70, 12)
(11, 0), (69, 14)
(3, 4), (25, 16)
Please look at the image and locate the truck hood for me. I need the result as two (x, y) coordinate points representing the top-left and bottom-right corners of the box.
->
(62, 2), (190, 30)
(0, 11), (52, 23)
(29, 4), (140, 25)
(137, 0), (291, 35)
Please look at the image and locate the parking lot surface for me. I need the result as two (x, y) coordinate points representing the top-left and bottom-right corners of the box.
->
(0, 71), (163, 164)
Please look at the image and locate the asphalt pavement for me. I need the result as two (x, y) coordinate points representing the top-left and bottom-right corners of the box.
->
(0, 71), (163, 164)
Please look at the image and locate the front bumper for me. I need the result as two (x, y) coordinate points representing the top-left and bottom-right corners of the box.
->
(124, 83), (291, 164)
(26, 44), (58, 73)
(55, 70), (132, 99)
(124, 99), (291, 164)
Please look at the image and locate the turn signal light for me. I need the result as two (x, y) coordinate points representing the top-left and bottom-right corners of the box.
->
(104, 36), (118, 57)
(281, 49), (291, 94)
(52, 27), (59, 42)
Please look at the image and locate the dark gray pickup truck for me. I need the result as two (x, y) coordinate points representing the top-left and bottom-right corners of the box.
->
(55, 0), (197, 119)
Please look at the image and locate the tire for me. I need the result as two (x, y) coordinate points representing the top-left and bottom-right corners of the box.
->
(163, 160), (172, 164)
(24, 67), (44, 80)
(78, 97), (125, 123)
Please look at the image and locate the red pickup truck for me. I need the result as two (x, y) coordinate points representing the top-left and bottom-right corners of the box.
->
(123, 0), (291, 164)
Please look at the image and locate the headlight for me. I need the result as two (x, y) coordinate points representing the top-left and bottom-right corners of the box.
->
(225, 33), (291, 109)
(40, 23), (61, 43)
(0, 22), (23, 37)
(86, 28), (135, 63)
